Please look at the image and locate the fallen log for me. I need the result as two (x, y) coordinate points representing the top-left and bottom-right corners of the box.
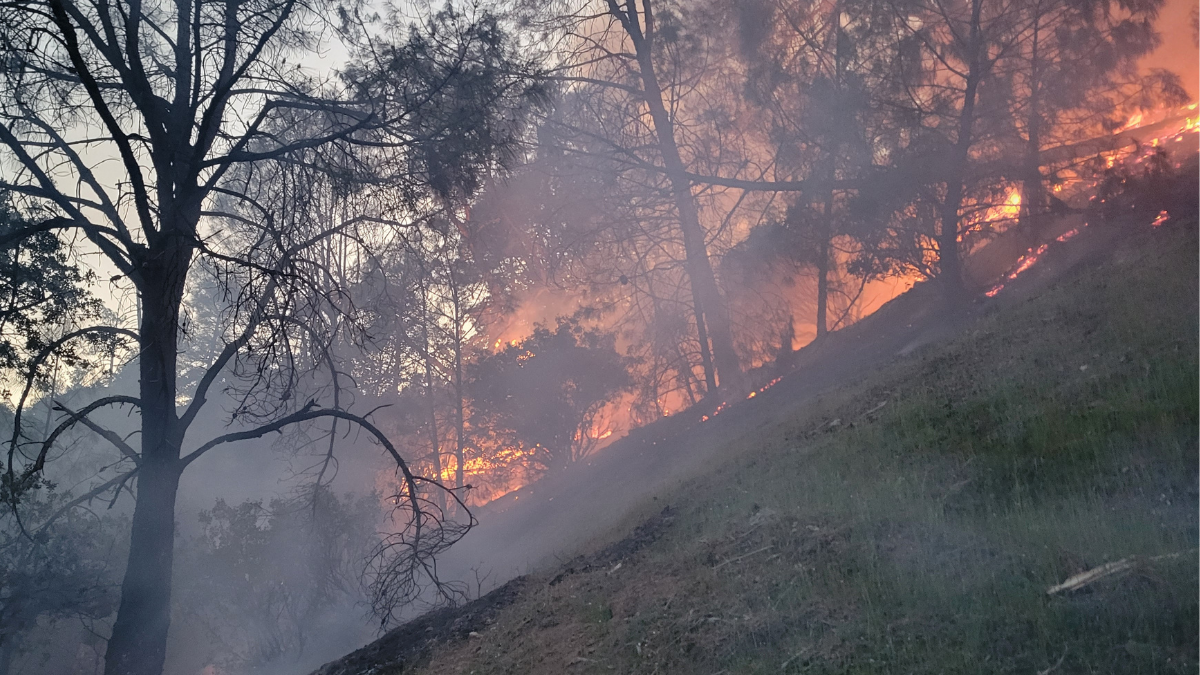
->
(1046, 550), (1193, 595)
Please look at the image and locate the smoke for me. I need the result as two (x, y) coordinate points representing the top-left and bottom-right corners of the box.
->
(735, 0), (775, 61)
(1140, 0), (1199, 98)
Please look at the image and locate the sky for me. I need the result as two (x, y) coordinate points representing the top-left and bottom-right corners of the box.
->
(1144, 0), (1200, 99)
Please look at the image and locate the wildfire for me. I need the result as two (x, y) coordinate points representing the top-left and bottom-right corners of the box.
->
(699, 400), (729, 423)
(998, 189), (1022, 220)
(1055, 227), (1081, 243)
(435, 444), (536, 495)
(1109, 103), (1200, 168)
(1116, 112), (1144, 133)
(443, 101), (1199, 510)
(985, 243), (1050, 298)
(699, 376), (785, 422)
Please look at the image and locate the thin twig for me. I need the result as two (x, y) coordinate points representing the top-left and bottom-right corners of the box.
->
(713, 545), (774, 570)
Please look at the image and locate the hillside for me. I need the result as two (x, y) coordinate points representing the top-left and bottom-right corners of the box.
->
(315, 207), (1198, 673)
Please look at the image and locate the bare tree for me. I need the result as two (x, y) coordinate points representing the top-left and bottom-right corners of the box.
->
(0, 2), (538, 673)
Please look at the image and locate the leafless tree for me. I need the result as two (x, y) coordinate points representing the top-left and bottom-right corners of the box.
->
(0, 1), (538, 673)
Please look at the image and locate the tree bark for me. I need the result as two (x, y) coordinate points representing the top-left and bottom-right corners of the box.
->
(1020, 18), (1045, 246)
(815, 195), (832, 342)
(688, 280), (717, 394)
(815, 5), (843, 344)
(449, 272), (467, 497)
(105, 247), (189, 675)
(419, 280), (447, 514)
(938, 0), (984, 306)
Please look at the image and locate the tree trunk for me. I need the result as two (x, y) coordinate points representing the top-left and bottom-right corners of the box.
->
(423, 360), (446, 513)
(939, 168), (968, 303)
(815, 215), (830, 342)
(105, 260), (187, 675)
(939, 0), (984, 307)
(624, 2), (742, 391)
(1020, 20), (1044, 246)
(105, 457), (181, 675)
(449, 274), (467, 498)
(420, 297), (447, 514)
(816, 6), (842, 344)
(816, 180), (834, 343)
(689, 281), (717, 394)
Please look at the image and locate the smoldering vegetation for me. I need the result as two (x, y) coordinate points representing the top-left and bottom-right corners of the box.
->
(0, 0), (1194, 674)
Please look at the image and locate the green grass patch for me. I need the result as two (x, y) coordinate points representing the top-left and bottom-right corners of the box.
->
(418, 221), (1198, 675)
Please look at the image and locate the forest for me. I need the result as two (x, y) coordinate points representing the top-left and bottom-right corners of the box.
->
(0, 0), (1194, 673)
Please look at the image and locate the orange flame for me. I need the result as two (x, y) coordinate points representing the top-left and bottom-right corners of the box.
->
(1116, 112), (1144, 133)
(699, 377), (784, 423)
(1055, 227), (1081, 243)
(985, 243), (1051, 298)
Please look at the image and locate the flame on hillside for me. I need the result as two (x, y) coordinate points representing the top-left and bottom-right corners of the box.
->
(985, 101), (1199, 300)
(985, 242), (1050, 298)
(435, 101), (1198, 509)
(699, 376), (784, 423)
(1116, 112), (1144, 132)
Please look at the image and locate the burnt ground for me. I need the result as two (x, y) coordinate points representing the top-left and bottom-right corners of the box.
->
(309, 577), (531, 675)
(310, 508), (678, 675)
(309, 201), (1164, 675)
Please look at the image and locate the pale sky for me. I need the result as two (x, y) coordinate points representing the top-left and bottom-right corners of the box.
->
(1143, 0), (1200, 99)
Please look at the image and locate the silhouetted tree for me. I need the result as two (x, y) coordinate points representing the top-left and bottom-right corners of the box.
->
(0, 195), (103, 381)
(0, 2), (539, 672)
(469, 319), (631, 472)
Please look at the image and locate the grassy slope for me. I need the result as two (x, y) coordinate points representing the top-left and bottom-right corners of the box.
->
(413, 219), (1198, 675)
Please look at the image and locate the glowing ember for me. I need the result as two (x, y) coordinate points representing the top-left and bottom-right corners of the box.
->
(1055, 228), (1080, 243)
(985, 243), (1050, 298)
(699, 377), (784, 422)
(1151, 210), (1170, 228)
(1008, 244), (1048, 277)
